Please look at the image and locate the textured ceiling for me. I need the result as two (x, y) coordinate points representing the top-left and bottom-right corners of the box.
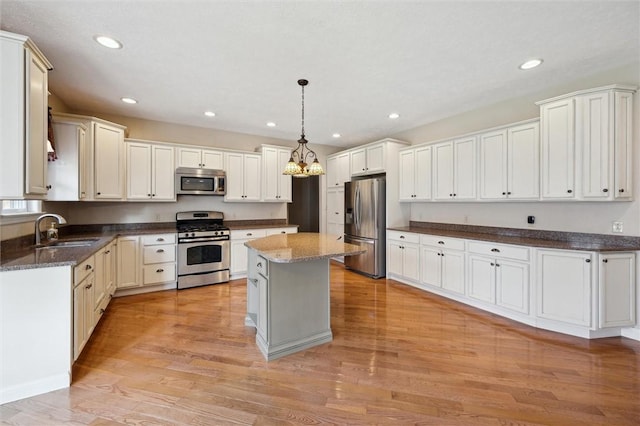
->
(1, 1), (638, 148)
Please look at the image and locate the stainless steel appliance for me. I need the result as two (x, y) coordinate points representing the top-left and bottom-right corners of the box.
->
(344, 177), (386, 278)
(176, 211), (230, 289)
(175, 167), (226, 195)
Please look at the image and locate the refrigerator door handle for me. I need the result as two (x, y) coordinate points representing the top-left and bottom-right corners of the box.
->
(354, 186), (360, 230)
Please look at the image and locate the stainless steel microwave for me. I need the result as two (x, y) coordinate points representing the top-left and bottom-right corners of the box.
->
(175, 167), (226, 195)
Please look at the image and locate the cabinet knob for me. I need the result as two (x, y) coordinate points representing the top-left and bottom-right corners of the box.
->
(97, 192), (101, 195)
(567, 189), (573, 194)
(507, 192), (511, 195)
(449, 193), (453, 197)
(156, 249), (164, 253)
(453, 193), (457, 197)
(257, 262), (262, 267)
(85, 283), (93, 289)
(46, 185), (52, 190)
(490, 263), (495, 266)
(105, 250), (110, 254)
(495, 263), (500, 267)
(585, 259), (591, 263)
(602, 189), (608, 193)
(437, 252), (441, 256)
(147, 194), (151, 196)
(502, 192), (506, 195)
(156, 268), (164, 273)
(602, 259), (608, 263)
(152, 194), (156, 197)
(619, 189), (625, 193)
(335, 183), (339, 186)
(281, 231), (286, 234)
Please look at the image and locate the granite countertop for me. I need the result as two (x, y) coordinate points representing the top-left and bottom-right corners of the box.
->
(245, 232), (365, 263)
(388, 222), (640, 252)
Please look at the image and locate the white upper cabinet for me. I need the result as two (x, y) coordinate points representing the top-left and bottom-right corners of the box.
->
(479, 120), (539, 200)
(351, 143), (385, 176)
(0, 31), (52, 199)
(399, 145), (432, 201)
(125, 140), (175, 201)
(261, 145), (292, 202)
(537, 84), (635, 201)
(433, 137), (476, 200)
(48, 118), (87, 201)
(94, 122), (126, 200)
(224, 152), (261, 202)
(326, 152), (350, 187)
(177, 147), (224, 169)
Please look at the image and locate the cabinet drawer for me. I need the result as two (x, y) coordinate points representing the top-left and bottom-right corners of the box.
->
(141, 233), (176, 246)
(265, 227), (298, 236)
(387, 231), (420, 244)
(420, 235), (465, 251)
(230, 229), (267, 240)
(467, 241), (530, 261)
(143, 245), (176, 264)
(74, 255), (95, 286)
(256, 255), (268, 277)
(142, 263), (176, 285)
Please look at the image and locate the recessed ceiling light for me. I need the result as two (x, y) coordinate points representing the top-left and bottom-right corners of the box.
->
(332, 133), (341, 138)
(519, 58), (543, 70)
(94, 35), (122, 49)
(388, 113), (400, 119)
(266, 122), (276, 127)
(121, 97), (137, 104)
(204, 111), (216, 117)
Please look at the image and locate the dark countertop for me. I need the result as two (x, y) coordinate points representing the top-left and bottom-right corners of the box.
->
(388, 222), (640, 252)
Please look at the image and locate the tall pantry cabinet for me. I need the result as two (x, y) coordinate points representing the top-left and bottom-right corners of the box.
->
(0, 30), (53, 199)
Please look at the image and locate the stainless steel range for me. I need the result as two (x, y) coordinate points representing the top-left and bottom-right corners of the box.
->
(176, 211), (230, 289)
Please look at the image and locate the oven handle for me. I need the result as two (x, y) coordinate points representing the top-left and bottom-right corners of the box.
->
(178, 237), (229, 244)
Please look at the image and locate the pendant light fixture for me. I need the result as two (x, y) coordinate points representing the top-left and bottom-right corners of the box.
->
(283, 79), (324, 178)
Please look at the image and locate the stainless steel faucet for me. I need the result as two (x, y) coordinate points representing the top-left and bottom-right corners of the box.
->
(34, 213), (67, 246)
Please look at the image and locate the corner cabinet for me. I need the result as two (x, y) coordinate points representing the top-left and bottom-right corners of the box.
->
(0, 30), (53, 199)
(260, 145), (292, 202)
(125, 140), (175, 201)
(537, 84), (636, 201)
(224, 152), (261, 202)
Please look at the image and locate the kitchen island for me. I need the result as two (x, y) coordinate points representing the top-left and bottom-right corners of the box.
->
(244, 233), (364, 360)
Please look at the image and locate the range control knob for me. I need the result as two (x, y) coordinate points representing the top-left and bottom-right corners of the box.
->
(191, 232), (196, 237)
(214, 231), (219, 236)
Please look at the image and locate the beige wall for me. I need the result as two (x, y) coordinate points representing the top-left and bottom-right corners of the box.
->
(391, 63), (640, 236)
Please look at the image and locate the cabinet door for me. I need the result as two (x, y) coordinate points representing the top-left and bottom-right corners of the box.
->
(336, 152), (351, 186)
(420, 246), (442, 287)
(414, 146), (432, 200)
(350, 148), (367, 176)
(201, 149), (224, 169)
(581, 92), (612, 199)
(224, 152), (245, 201)
(105, 242), (116, 297)
(244, 154), (262, 201)
(403, 243), (420, 282)
(441, 250), (465, 295)
(117, 236), (140, 288)
(433, 142), (454, 200)
(278, 149), (292, 201)
(262, 147), (281, 201)
(496, 259), (529, 314)
(326, 155), (338, 187)
(326, 188), (344, 226)
(540, 98), (575, 199)
(537, 249), (592, 327)
(453, 137), (476, 200)
(508, 121), (539, 200)
(25, 49), (49, 196)
(126, 142), (152, 200)
(398, 150), (416, 201)
(366, 144), (385, 173)
(467, 255), (495, 303)
(479, 130), (507, 200)
(73, 282), (86, 361)
(151, 145), (175, 200)
(387, 242), (404, 277)
(94, 123), (124, 199)
(93, 248), (107, 312)
(614, 91), (633, 199)
(177, 147), (203, 168)
(599, 253), (635, 328)
(256, 274), (268, 342)
(231, 239), (249, 275)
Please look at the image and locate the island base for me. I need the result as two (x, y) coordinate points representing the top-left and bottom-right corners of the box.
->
(257, 330), (333, 361)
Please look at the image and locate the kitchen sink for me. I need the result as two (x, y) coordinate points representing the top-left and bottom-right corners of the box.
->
(37, 238), (100, 249)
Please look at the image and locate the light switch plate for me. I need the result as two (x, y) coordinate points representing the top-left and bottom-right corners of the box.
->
(612, 221), (623, 233)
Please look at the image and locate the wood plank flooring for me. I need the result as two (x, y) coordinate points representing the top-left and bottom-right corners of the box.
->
(2, 262), (639, 425)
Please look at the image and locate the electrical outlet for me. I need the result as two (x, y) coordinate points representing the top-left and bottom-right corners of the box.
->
(612, 221), (623, 233)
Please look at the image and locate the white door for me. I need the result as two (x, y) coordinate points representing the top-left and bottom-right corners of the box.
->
(25, 50), (49, 196)
(398, 150), (415, 201)
(536, 249), (592, 327)
(540, 99), (575, 199)
(403, 243), (420, 282)
(467, 255), (495, 303)
(336, 152), (351, 186)
(599, 253), (635, 328)
(224, 152), (245, 201)
(262, 147), (279, 201)
(441, 250), (465, 295)
(479, 130), (507, 200)
(327, 188), (344, 226)
(350, 148), (367, 176)
(433, 142), (454, 200)
(453, 137), (476, 200)
(580, 92), (611, 199)
(387, 242), (404, 277)
(366, 144), (385, 173)
(496, 259), (529, 314)
(243, 154), (262, 201)
(94, 123), (124, 199)
(117, 236), (140, 289)
(152, 145), (175, 200)
(126, 143), (151, 200)
(414, 146), (432, 200)
(177, 148), (202, 168)
(420, 246), (442, 287)
(508, 122), (540, 200)
(201, 149), (224, 169)
(231, 239), (249, 275)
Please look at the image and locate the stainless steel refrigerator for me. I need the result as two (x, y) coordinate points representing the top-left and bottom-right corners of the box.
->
(344, 177), (386, 278)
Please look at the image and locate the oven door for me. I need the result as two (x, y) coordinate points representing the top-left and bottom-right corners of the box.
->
(178, 240), (230, 275)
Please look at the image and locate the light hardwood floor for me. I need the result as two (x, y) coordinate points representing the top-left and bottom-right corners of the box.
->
(2, 262), (639, 425)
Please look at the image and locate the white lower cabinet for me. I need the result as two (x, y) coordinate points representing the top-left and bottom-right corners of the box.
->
(116, 236), (140, 289)
(230, 227), (298, 278)
(388, 231), (636, 339)
(73, 255), (95, 361)
(116, 233), (177, 293)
